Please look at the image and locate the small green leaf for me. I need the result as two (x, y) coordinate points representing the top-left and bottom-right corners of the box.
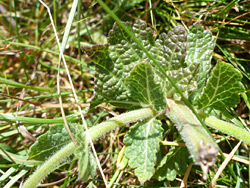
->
(196, 61), (245, 111)
(126, 62), (166, 111)
(74, 144), (97, 182)
(154, 146), (189, 181)
(124, 118), (163, 183)
(28, 124), (75, 161)
(74, 139), (89, 181)
(75, 126), (97, 182)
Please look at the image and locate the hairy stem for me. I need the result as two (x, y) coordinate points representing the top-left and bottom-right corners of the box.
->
(200, 113), (250, 146)
(22, 142), (75, 188)
(22, 108), (155, 188)
(166, 99), (218, 180)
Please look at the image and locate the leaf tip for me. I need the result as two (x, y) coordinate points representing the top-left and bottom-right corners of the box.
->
(81, 44), (109, 60)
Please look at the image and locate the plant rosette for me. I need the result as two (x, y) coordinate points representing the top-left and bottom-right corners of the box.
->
(23, 19), (249, 188)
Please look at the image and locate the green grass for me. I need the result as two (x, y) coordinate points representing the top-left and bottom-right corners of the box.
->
(0, 0), (250, 187)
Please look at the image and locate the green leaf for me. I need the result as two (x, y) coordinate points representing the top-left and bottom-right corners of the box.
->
(152, 25), (193, 100)
(154, 146), (189, 181)
(83, 21), (144, 109)
(196, 61), (245, 111)
(124, 118), (163, 183)
(185, 23), (215, 101)
(83, 20), (207, 108)
(74, 130), (97, 182)
(28, 124), (75, 161)
(185, 23), (215, 75)
(84, 20), (217, 106)
(126, 62), (166, 111)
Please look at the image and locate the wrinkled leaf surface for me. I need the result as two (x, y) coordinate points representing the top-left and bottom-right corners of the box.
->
(124, 118), (163, 183)
(28, 124), (75, 161)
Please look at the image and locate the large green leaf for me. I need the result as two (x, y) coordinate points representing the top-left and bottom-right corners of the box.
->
(154, 146), (189, 181)
(126, 62), (166, 111)
(196, 61), (245, 111)
(83, 20), (209, 107)
(124, 118), (163, 183)
(28, 124), (75, 161)
(83, 20), (146, 109)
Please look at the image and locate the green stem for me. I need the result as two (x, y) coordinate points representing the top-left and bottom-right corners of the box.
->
(89, 108), (155, 140)
(23, 142), (75, 188)
(22, 108), (155, 188)
(166, 99), (218, 179)
(201, 113), (250, 146)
